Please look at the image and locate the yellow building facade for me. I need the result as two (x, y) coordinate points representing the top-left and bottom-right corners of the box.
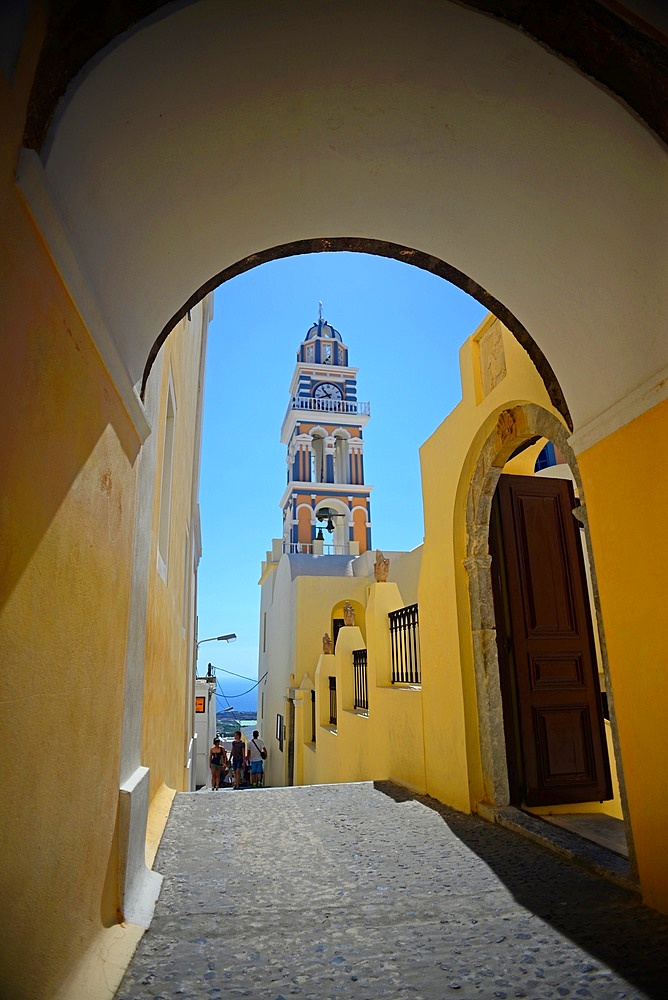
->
(0, 44), (212, 988)
(261, 316), (626, 836)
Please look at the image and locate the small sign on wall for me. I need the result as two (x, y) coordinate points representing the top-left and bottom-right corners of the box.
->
(195, 696), (206, 713)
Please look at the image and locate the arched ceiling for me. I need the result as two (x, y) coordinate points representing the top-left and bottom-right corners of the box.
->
(20, 0), (668, 439)
(24, 1), (668, 151)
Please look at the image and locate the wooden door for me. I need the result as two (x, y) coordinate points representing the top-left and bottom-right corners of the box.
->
(492, 474), (612, 806)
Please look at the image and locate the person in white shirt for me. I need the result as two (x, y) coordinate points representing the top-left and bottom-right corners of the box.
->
(247, 730), (266, 787)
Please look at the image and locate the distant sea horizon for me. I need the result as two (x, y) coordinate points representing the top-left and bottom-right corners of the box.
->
(217, 705), (257, 718)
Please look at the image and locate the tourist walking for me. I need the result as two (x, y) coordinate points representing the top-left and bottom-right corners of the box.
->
(208, 737), (228, 790)
(229, 731), (245, 789)
(247, 730), (266, 787)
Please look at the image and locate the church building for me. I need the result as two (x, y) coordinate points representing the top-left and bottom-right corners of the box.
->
(257, 308), (627, 844)
(257, 312), (422, 789)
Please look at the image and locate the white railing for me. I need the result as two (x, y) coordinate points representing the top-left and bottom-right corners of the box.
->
(287, 542), (350, 556)
(290, 397), (370, 416)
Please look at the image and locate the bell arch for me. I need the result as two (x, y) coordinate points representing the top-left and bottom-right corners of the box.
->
(309, 428), (327, 485)
(333, 428), (351, 485)
(314, 497), (350, 552)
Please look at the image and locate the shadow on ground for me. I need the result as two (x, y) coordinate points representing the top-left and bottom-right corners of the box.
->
(375, 781), (668, 999)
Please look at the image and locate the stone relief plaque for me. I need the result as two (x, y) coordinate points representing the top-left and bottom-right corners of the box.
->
(479, 321), (506, 397)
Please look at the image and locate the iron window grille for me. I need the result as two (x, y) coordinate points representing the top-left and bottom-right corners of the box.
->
(353, 648), (369, 710)
(311, 689), (316, 743)
(388, 603), (421, 684)
(328, 676), (337, 726)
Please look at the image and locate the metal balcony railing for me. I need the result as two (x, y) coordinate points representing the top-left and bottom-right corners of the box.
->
(287, 542), (350, 555)
(388, 603), (421, 684)
(353, 649), (368, 711)
(290, 396), (370, 416)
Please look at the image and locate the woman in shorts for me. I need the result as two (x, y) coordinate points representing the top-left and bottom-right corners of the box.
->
(208, 737), (228, 790)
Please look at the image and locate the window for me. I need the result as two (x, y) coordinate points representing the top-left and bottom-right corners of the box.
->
(388, 604), (421, 684)
(311, 690), (316, 744)
(332, 618), (344, 649)
(353, 649), (368, 710)
(328, 676), (337, 726)
(535, 441), (557, 472)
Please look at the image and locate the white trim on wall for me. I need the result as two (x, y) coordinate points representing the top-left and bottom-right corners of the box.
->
(568, 364), (668, 455)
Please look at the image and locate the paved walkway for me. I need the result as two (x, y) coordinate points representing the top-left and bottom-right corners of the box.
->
(117, 782), (668, 999)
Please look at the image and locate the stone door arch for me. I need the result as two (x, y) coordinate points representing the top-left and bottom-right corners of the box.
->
(462, 403), (625, 818)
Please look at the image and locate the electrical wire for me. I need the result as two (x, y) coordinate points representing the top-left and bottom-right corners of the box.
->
(204, 663), (258, 682)
(214, 673), (268, 726)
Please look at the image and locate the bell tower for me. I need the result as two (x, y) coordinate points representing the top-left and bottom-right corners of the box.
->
(279, 307), (372, 555)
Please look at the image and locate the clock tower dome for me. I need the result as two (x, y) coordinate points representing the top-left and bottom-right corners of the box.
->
(279, 308), (372, 555)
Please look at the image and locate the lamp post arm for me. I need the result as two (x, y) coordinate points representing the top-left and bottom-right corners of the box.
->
(196, 633), (237, 649)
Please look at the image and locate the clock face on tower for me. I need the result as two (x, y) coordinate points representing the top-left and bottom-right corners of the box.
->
(314, 382), (343, 401)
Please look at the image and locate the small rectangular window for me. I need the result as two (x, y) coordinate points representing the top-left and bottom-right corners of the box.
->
(328, 676), (337, 726)
(311, 690), (316, 744)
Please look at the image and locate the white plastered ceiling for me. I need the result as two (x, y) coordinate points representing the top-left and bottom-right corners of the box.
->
(32, 0), (668, 439)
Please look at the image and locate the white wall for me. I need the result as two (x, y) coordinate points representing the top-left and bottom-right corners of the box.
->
(194, 677), (216, 788)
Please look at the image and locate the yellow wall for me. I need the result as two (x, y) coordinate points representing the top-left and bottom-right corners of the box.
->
(259, 557), (426, 794)
(142, 313), (206, 798)
(306, 585), (426, 792)
(577, 398), (668, 911)
(417, 319), (561, 812)
(0, 21), (210, 992)
(417, 316), (629, 830)
(0, 16), (141, 993)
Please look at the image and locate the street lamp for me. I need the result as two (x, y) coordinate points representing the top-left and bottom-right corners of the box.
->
(195, 634), (237, 681)
(196, 633), (237, 649)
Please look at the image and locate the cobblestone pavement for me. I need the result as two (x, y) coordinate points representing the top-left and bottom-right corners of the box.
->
(117, 782), (668, 1000)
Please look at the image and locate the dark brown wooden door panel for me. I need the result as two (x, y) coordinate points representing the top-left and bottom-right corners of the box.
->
(495, 474), (612, 806)
(513, 492), (579, 637)
(529, 654), (586, 691)
(534, 706), (598, 788)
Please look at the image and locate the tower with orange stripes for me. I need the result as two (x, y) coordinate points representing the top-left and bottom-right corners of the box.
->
(279, 310), (372, 556)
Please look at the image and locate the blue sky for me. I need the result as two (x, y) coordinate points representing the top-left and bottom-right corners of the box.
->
(196, 252), (487, 711)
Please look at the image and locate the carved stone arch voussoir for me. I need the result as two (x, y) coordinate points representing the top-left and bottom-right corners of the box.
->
(464, 403), (583, 807)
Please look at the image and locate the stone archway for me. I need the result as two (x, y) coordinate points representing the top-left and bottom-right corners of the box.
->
(142, 239), (571, 429)
(462, 403), (627, 822)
